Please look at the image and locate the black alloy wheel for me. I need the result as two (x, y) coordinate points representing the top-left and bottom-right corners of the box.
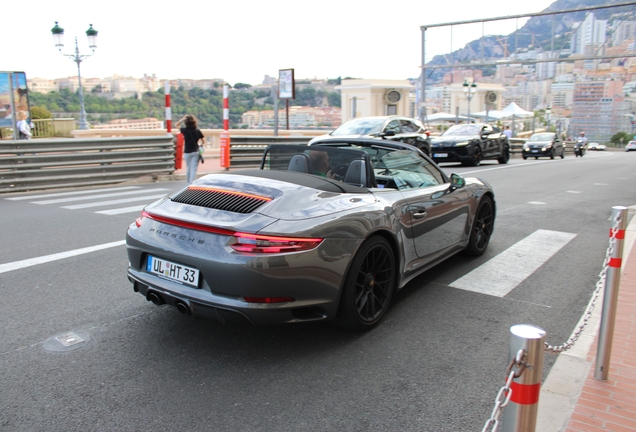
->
(464, 146), (482, 166)
(464, 196), (494, 256)
(497, 145), (510, 164)
(336, 236), (396, 330)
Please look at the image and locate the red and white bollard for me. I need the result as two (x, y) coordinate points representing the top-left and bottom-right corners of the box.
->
(165, 81), (172, 135)
(501, 324), (545, 432)
(595, 206), (628, 380)
(220, 85), (230, 169)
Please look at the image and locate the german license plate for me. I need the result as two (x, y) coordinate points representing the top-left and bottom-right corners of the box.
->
(532, 150), (539, 153)
(147, 255), (199, 288)
(433, 153), (448, 158)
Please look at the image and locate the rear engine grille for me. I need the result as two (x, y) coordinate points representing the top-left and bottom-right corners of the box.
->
(171, 187), (271, 214)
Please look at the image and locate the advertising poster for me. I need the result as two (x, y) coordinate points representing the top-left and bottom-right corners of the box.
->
(0, 71), (30, 130)
(13, 72), (30, 121)
(0, 72), (12, 127)
(278, 69), (295, 99)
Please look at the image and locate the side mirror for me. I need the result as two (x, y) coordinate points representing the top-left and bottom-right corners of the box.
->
(450, 173), (465, 189)
(380, 130), (396, 138)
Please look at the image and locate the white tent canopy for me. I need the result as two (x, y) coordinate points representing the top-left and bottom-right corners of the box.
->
(472, 103), (534, 120)
(500, 102), (534, 118)
(425, 112), (474, 122)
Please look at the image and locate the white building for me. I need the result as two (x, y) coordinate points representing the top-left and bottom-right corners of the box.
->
(570, 13), (608, 56)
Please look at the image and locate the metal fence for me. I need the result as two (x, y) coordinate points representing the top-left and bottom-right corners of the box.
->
(0, 136), (175, 193)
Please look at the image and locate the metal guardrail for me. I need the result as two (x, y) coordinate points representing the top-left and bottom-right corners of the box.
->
(0, 136), (175, 193)
(227, 135), (313, 168)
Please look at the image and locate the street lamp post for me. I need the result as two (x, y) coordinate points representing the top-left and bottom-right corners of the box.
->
(462, 79), (477, 122)
(546, 106), (552, 132)
(51, 22), (98, 130)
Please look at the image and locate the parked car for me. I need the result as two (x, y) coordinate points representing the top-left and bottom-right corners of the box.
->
(430, 123), (510, 166)
(522, 132), (565, 159)
(587, 142), (606, 151)
(625, 141), (636, 152)
(308, 116), (431, 155)
(126, 138), (495, 330)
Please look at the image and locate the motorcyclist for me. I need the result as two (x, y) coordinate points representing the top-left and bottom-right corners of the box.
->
(577, 132), (588, 146)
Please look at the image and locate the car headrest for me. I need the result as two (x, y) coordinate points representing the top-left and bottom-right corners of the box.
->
(287, 154), (311, 173)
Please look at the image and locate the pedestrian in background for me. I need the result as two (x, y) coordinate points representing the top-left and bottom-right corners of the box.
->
(16, 111), (32, 140)
(175, 114), (204, 184)
(503, 125), (512, 140)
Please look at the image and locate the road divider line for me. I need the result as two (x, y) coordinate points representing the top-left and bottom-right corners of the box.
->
(96, 206), (146, 215)
(0, 241), (126, 274)
(32, 188), (169, 205)
(61, 194), (165, 209)
(5, 186), (141, 201)
(450, 229), (577, 297)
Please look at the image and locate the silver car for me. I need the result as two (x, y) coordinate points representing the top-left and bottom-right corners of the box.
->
(126, 139), (495, 330)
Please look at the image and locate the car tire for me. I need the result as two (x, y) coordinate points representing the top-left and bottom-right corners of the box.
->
(550, 150), (555, 160)
(522, 155), (527, 160)
(468, 146), (482, 166)
(464, 196), (495, 257)
(561, 150), (565, 159)
(497, 145), (510, 164)
(335, 236), (396, 331)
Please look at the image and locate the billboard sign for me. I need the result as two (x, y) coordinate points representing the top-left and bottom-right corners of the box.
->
(278, 69), (295, 99)
(0, 71), (30, 136)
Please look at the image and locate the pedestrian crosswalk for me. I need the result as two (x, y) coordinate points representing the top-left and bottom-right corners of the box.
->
(4, 186), (171, 216)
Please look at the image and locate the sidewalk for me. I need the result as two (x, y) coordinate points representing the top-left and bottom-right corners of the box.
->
(538, 207), (636, 431)
(168, 147), (227, 181)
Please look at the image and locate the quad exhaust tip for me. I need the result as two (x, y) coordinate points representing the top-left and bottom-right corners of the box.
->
(176, 302), (191, 316)
(147, 291), (165, 306)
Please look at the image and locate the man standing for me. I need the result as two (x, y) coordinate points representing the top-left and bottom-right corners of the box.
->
(503, 125), (512, 140)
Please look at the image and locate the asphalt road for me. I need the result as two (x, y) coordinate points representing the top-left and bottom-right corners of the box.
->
(1, 151), (635, 431)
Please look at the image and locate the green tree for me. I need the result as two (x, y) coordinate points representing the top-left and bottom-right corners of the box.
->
(610, 131), (630, 146)
(30, 106), (52, 119)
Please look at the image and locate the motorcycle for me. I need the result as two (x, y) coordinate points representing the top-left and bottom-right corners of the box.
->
(574, 139), (586, 157)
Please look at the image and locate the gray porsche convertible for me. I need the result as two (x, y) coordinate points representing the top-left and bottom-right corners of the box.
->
(126, 138), (495, 330)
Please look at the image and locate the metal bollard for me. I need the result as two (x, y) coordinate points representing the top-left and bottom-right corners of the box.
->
(501, 324), (546, 432)
(594, 206), (628, 380)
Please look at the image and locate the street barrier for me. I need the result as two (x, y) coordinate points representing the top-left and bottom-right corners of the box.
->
(483, 206), (626, 430)
(0, 136), (175, 193)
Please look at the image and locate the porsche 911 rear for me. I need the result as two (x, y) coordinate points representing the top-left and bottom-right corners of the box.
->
(126, 175), (369, 325)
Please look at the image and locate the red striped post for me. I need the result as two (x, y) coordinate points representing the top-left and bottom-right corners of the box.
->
(220, 85), (230, 169)
(165, 81), (172, 134)
(595, 206), (628, 380)
(501, 324), (546, 431)
(223, 85), (229, 131)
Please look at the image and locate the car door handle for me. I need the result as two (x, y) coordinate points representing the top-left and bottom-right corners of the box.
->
(412, 210), (427, 219)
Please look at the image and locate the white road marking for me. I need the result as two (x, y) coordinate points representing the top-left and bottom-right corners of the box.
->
(0, 241), (126, 274)
(61, 194), (165, 209)
(5, 186), (141, 200)
(527, 201), (546, 205)
(95, 205), (146, 215)
(567, 191), (582, 194)
(450, 229), (577, 297)
(32, 188), (169, 205)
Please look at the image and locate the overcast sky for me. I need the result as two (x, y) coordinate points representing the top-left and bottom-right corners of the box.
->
(6, 0), (556, 86)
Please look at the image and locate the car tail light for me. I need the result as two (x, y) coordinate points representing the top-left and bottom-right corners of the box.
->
(243, 296), (295, 303)
(136, 211), (323, 254)
(230, 233), (323, 254)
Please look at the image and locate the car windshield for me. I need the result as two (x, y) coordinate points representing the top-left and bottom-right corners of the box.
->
(442, 124), (481, 136)
(331, 118), (385, 136)
(528, 133), (554, 141)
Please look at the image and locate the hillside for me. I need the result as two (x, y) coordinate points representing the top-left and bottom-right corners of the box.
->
(426, 0), (636, 82)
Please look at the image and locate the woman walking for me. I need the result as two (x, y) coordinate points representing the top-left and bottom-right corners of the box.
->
(175, 115), (204, 184)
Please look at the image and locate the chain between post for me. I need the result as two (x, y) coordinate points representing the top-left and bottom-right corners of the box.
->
(544, 212), (621, 354)
(482, 349), (527, 432)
